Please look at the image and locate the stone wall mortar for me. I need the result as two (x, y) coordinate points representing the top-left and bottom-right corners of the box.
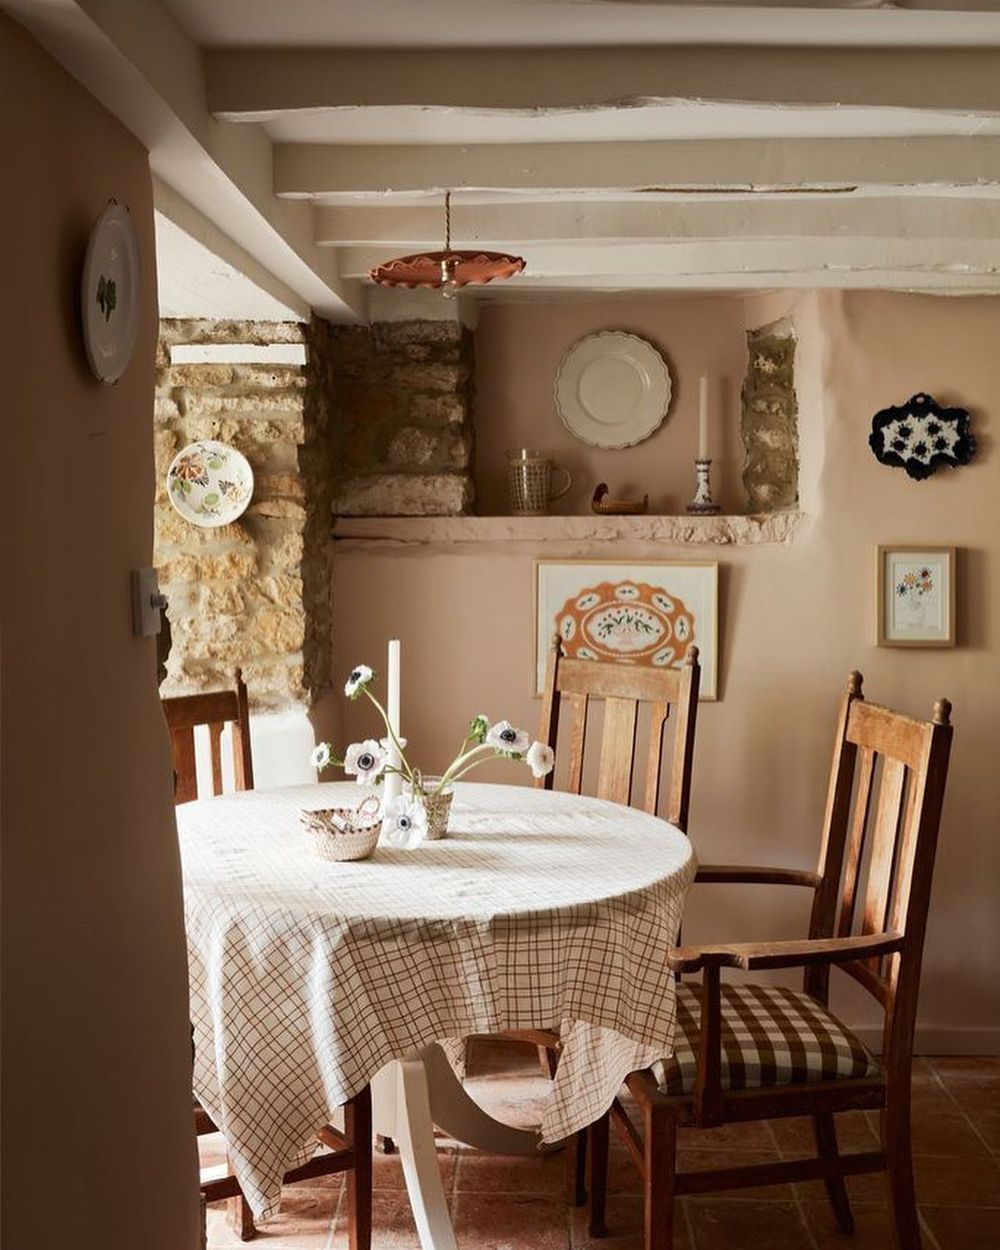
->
(328, 319), (475, 517)
(154, 317), (332, 712)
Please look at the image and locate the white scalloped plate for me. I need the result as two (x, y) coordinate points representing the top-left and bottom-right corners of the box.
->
(167, 440), (254, 529)
(81, 201), (141, 384)
(555, 331), (672, 448)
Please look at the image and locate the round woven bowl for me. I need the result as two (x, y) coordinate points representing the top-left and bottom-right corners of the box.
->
(300, 806), (381, 862)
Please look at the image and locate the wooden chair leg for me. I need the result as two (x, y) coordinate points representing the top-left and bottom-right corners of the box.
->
(538, 1043), (559, 1079)
(883, 1088), (921, 1250)
(346, 1086), (373, 1250)
(587, 1112), (610, 1237)
(226, 1190), (256, 1241)
(643, 1103), (678, 1250)
(222, 1151), (257, 1241)
(813, 1111), (854, 1233)
(573, 1128), (588, 1206)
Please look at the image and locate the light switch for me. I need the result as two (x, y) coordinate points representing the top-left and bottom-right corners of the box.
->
(131, 567), (167, 637)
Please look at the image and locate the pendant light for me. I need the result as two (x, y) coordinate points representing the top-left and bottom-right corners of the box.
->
(368, 192), (526, 293)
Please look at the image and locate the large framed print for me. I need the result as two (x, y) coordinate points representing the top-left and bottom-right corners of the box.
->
(535, 560), (718, 698)
(876, 546), (955, 648)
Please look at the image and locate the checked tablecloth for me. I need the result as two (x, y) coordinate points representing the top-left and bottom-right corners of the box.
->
(179, 780), (696, 1218)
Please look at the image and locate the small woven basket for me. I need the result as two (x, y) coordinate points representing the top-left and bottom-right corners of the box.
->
(300, 797), (382, 862)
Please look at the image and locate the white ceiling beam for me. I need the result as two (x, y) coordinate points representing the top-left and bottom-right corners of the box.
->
(339, 238), (1000, 290)
(314, 196), (1000, 247)
(208, 45), (1000, 119)
(4, 0), (364, 322)
(276, 137), (1000, 198)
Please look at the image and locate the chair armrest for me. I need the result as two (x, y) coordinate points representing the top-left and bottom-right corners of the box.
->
(667, 931), (904, 975)
(694, 864), (822, 888)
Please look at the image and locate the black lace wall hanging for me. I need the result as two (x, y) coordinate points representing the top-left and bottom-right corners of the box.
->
(869, 393), (976, 481)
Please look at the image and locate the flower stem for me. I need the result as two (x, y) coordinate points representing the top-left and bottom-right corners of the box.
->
(363, 690), (416, 784)
(437, 742), (495, 790)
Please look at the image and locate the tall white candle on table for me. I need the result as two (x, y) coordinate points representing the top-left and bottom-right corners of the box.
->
(698, 376), (710, 460)
(384, 639), (402, 805)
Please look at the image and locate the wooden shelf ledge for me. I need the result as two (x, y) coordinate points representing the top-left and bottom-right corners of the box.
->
(331, 512), (804, 548)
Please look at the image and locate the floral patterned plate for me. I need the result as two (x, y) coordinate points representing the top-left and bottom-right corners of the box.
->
(81, 200), (141, 384)
(167, 440), (254, 528)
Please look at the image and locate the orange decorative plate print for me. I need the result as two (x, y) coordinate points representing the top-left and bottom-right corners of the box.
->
(535, 561), (718, 699)
(556, 580), (695, 670)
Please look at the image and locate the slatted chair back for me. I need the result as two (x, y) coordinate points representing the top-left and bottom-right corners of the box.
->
(162, 670), (254, 804)
(805, 672), (953, 1058)
(536, 636), (701, 828)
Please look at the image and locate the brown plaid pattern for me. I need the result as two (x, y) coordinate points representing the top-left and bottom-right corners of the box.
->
(654, 982), (879, 1095)
(179, 781), (695, 1219)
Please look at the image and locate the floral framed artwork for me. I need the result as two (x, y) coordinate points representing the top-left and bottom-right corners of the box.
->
(534, 560), (719, 698)
(876, 546), (955, 648)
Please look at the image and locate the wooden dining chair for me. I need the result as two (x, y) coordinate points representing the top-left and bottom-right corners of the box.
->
(536, 635), (701, 827)
(585, 672), (954, 1250)
(196, 1090), (373, 1247)
(162, 669), (254, 803)
(501, 637), (701, 1197)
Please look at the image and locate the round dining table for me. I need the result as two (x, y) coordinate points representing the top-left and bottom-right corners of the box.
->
(179, 780), (695, 1250)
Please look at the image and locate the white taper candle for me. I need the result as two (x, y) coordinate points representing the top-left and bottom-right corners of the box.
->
(384, 639), (402, 805)
(698, 376), (710, 460)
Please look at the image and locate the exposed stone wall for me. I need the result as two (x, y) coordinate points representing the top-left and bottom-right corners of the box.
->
(154, 318), (333, 711)
(741, 323), (799, 511)
(328, 320), (475, 516)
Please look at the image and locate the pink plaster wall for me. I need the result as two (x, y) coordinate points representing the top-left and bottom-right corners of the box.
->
(473, 296), (749, 515)
(0, 16), (200, 1248)
(331, 289), (1000, 1052)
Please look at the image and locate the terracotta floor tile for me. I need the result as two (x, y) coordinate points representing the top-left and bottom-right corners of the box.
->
(330, 1188), (434, 1250)
(769, 1111), (880, 1156)
(794, 1168), (889, 1206)
(569, 1196), (693, 1250)
(800, 1199), (899, 1250)
(678, 1119), (776, 1151)
(685, 1199), (815, 1250)
(966, 1110), (1000, 1154)
(372, 1146), (456, 1192)
(919, 1204), (1000, 1250)
(208, 1187), (338, 1249)
(451, 1193), (569, 1250)
(676, 1148), (793, 1202)
(907, 1110), (992, 1159)
(913, 1154), (1000, 1207)
(929, 1058), (1000, 1114)
(455, 1147), (567, 1195)
(605, 1136), (644, 1196)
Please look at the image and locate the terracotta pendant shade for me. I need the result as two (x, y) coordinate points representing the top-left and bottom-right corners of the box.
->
(368, 194), (526, 290)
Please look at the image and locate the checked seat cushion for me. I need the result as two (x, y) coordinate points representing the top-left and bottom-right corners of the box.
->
(656, 982), (880, 1095)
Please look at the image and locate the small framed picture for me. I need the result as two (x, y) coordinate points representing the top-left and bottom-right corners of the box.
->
(876, 546), (955, 648)
(534, 559), (719, 698)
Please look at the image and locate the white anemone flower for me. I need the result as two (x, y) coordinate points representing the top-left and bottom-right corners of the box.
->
(343, 739), (388, 784)
(526, 741), (555, 779)
(485, 720), (531, 756)
(310, 742), (332, 771)
(379, 735), (407, 752)
(344, 664), (374, 699)
(380, 793), (428, 849)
